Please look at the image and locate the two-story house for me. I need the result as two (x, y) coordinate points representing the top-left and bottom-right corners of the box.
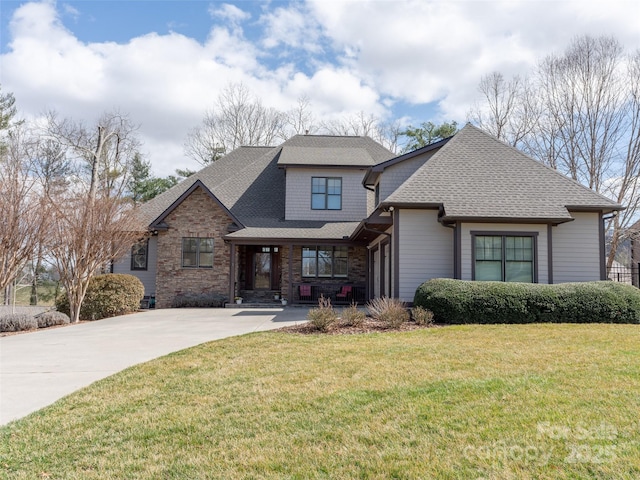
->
(114, 124), (622, 307)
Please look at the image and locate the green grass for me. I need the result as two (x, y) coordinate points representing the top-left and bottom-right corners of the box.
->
(11, 281), (59, 306)
(2, 324), (639, 479)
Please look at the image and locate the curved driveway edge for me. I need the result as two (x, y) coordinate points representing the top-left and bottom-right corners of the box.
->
(0, 308), (308, 425)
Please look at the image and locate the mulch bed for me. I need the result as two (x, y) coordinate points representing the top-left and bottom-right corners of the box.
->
(279, 318), (438, 335)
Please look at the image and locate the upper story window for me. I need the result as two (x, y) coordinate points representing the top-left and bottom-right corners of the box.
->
(131, 239), (148, 271)
(311, 177), (342, 210)
(472, 233), (537, 283)
(374, 183), (380, 206)
(182, 237), (214, 268)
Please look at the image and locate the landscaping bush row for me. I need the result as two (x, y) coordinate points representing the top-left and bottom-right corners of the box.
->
(0, 311), (70, 332)
(56, 274), (144, 321)
(414, 279), (640, 324)
(306, 296), (433, 332)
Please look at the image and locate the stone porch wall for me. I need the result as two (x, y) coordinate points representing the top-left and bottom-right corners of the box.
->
(289, 244), (367, 286)
(155, 187), (231, 308)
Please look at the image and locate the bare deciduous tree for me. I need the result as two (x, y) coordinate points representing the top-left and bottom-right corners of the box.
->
(284, 96), (317, 136)
(470, 36), (640, 267)
(468, 72), (539, 149)
(29, 138), (70, 304)
(44, 112), (145, 322)
(45, 110), (141, 199)
(320, 111), (402, 153)
(0, 125), (51, 300)
(185, 83), (285, 165)
(49, 193), (144, 322)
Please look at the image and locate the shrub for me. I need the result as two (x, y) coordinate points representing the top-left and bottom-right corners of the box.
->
(366, 296), (409, 328)
(307, 295), (338, 332)
(411, 306), (434, 326)
(172, 292), (227, 308)
(340, 302), (366, 327)
(414, 278), (640, 324)
(36, 311), (71, 328)
(0, 313), (37, 332)
(55, 294), (69, 317)
(56, 274), (145, 321)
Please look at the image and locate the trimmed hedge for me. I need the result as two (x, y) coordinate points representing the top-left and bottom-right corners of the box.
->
(56, 274), (145, 320)
(0, 313), (38, 332)
(36, 311), (71, 328)
(414, 279), (640, 324)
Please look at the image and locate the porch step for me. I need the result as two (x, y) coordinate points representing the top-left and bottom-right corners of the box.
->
(225, 302), (288, 309)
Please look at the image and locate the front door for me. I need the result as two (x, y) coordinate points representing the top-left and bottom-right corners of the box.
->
(254, 251), (271, 289)
(247, 246), (281, 291)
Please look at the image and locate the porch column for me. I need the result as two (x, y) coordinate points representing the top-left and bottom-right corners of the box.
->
(229, 241), (236, 302)
(392, 209), (400, 298)
(365, 246), (370, 302)
(288, 244), (293, 303)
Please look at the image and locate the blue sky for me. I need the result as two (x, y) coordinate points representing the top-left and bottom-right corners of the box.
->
(1, 0), (639, 175)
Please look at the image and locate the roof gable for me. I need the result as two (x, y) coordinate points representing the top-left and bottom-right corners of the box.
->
(384, 124), (622, 222)
(137, 146), (279, 227)
(150, 180), (243, 229)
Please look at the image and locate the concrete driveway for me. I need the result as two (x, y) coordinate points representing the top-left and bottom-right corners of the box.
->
(0, 307), (308, 425)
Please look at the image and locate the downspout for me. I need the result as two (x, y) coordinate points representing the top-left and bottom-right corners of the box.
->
(601, 211), (618, 280)
(392, 208), (400, 298)
(438, 207), (459, 280)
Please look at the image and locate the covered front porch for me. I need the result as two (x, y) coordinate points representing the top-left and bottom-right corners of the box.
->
(228, 242), (368, 305)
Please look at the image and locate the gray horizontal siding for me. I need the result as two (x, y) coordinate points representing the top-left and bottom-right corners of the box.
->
(552, 212), (601, 282)
(112, 236), (157, 296)
(285, 167), (369, 221)
(398, 209), (454, 301)
(378, 152), (433, 204)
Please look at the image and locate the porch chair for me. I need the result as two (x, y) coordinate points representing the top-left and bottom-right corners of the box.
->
(336, 285), (352, 302)
(299, 284), (312, 301)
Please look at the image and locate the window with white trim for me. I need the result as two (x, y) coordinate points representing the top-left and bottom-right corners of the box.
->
(182, 238), (214, 268)
(473, 234), (535, 282)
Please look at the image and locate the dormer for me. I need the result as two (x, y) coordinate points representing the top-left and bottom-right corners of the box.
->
(277, 135), (394, 221)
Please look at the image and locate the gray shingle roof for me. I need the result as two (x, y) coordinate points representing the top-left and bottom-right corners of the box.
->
(383, 124), (622, 221)
(137, 146), (279, 227)
(136, 134), (394, 241)
(277, 135), (395, 166)
(225, 221), (360, 240)
(278, 147), (374, 167)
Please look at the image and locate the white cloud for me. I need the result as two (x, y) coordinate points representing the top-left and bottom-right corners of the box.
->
(61, 2), (80, 20)
(286, 68), (382, 118)
(1, 0), (639, 176)
(208, 3), (251, 23)
(306, 0), (640, 121)
(260, 4), (322, 53)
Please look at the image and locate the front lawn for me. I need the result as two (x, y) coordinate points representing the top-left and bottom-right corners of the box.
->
(1, 324), (639, 479)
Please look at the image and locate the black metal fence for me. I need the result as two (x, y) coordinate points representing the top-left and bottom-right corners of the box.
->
(292, 283), (367, 305)
(607, 264), (640, 287)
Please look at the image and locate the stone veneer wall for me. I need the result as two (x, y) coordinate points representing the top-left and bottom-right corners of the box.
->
(235, 245), (366, 302)
(290, 245), (367, 285)
(155, 187), (231, 308)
